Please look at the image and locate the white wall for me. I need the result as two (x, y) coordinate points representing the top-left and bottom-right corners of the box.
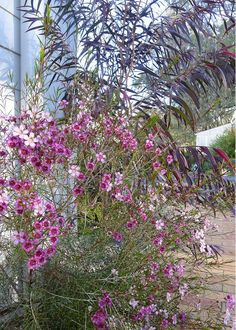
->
(0, 1), (20, 114)
(196, 123), (233, 147)
(0, 0), (42, 115)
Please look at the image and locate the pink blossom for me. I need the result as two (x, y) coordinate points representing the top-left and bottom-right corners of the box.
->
(22, 241), (34, 253)
(73, 186), (84, 196)
(160, 169), (167, 175)
(12, 125), (29, 139)
(98, 292), (112, 308)
(77, 172), (87, 182)
(34, 248), (45, 259)
(155, 147), (162, 156)
(166, 154), (174, 165)
(172, 314), (177, 325)
(33, 231), (43, 240)
(163, 264), (174, 278)
(129, 298), (139, 309)
(23, 132), (38, 148)
(49, 226), (60, 237)
(126, 218), (138, 230)
(155, 219), (165, 230)
(161, 319), (169, 328)
(45, 245), (56, 257)
(33, 221), (42, 231)
(91, 309), (107, 329)
(226, 294), (235, 310)
(112, 232), (123, 242)
(42, 219), (51, 229)
(50, 236), (59, 245)
(59, 99), (69, 108)
(68, 165), (80, 177)
(179, 283), (188, 298)
(27, 257), (38, 270)
(86, 161), (96, 171)
(114, 172), (123, 186)
(175, 264), (185, 277)
(96, 152), (106, 163)
(11, 231), (27, 245)
(159, 245), (166, 254)
(145, 139), (154, 151)
(153, 161), (161, 171)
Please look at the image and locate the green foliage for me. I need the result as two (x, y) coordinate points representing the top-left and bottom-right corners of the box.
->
(211, 128), (235, 159)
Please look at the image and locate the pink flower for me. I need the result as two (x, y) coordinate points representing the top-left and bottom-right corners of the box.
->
(98, 292), (112, 308)
(155, 147), (162, 156)
(155, 219), (164, 230)
(226, 294), (235, 310)
(0, 177), (6, 186)
(172, 314), (177, 325)
(96, 152), (106, 163)
(50, 236), (59, 245)
(42, 219), (51, 229)
(23, 132), (38, 148)
(150, 261), (159, 271)
(33, 221), (42, 231)
(175, 263), (185, 277)
(160, 169), (167, 175)
(163, 264), (174, 278)
(27, 257), (38, 270)
(145, 139), (154, 151)
(73, 186), (84, 196)
(11, 231), (27, 245)
(100, 173), (112, 192)
(49, 226), (60, 237)
(179, 283), (188, 298)
(86, 161), (96, 171)
(34, 248), (45, 259)
(161, 319), (169, 328)
(126, 218), (138, 230)
(45, 245), (56, 257)
(59, 99), (69, 108)
(0, 201), (8, 214)
(22, 241), (34, 253)
(114, 172), (123, 186)
(37, 255), (46, 266)
(12, 124), (29, 139)
(0, 150), (7, 157)
(77, 172), (87, 181)
(33, 231), (43, 240)
(112, 232), (123, 242)
(129, 298), (139, 309)
(153, 161), (161, 171)
(166, 154), (174, 165)
(91, 309), (107, 329)
(159, 245), (166, 254)
(68, 165), (80, 177)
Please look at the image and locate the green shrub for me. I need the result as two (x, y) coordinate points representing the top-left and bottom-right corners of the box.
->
(211, 127), (235, 159)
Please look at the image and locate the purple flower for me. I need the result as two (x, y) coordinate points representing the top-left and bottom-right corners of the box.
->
(226, 294), (235, 311)
(22, 241), (34, 253)
(91, 309), (107, 329)
(27, 257), (38, 270)
(112, 232), (123, 242)
(98, 292), (113, 309)
(166, 154), (174, 165)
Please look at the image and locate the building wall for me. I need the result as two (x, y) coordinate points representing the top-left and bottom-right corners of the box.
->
(0, 1), (20, 114)
(0, 0), (41, 115)
(196, 123), (233, 147)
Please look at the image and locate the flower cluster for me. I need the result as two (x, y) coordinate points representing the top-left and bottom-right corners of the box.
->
(91, 292), (113, 329)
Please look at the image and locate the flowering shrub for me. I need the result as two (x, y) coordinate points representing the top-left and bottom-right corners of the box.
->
(0, 81), (234, 329)
(0, 0), (235, 328)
